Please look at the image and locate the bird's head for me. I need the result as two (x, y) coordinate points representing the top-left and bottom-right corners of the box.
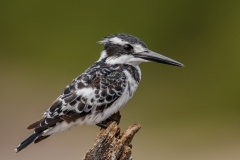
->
(98, 33), (184, 67)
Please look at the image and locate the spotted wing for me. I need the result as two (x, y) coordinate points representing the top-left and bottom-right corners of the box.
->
(59, 70), (127, 123)
(27, 69), (127, 132)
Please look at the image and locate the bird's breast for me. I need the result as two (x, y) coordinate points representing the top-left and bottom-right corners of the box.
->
(93, 68), (140, 122)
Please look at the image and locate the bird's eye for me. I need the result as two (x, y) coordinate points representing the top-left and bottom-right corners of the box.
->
(123, 44), (133, 51)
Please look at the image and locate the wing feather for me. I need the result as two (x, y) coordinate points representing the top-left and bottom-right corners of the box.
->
(28, 64), (127, 133)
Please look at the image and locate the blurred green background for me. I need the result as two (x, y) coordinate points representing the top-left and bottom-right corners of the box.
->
(1, 1), (240, 160)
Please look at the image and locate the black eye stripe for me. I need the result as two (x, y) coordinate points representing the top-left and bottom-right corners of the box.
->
(123, 44), (133, 51)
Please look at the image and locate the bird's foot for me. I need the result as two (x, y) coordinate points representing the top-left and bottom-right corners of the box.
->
(95, 117), (119, 129)
(106, 117), (117, 122)
(96, 123), (108, 129)
(95, 111), (121, 129)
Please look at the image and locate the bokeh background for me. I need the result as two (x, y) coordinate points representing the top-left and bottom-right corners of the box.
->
(1, 1), (240, 160)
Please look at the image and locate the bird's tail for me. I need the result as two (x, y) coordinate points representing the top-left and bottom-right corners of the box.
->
(15, 132), (41, 153)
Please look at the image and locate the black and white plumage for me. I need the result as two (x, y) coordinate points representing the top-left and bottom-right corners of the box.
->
(15, 33), (183, 153)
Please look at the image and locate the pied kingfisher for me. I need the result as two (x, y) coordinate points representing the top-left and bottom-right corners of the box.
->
(15, 33), (183, 153)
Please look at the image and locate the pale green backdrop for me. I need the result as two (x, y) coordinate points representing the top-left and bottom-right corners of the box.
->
(1, 1), (240, 160)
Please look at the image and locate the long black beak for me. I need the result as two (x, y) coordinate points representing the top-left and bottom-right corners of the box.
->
(134, 50), (184, 67)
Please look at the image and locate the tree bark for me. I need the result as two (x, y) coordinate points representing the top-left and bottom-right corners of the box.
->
(82, 112), (141, 160)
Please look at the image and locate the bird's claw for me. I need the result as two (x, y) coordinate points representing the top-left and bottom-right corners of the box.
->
(96, 123), (108, 129)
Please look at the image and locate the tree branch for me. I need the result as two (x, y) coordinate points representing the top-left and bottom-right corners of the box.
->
(82, 112), (141, 160)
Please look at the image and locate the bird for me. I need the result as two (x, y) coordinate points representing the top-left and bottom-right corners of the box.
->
(15, 33), (184, 153)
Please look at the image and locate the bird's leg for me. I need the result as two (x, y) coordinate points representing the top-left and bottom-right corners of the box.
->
(95, 118), (116, 129)
(96, 123), (108, 129)
(95, 111), (121, 129)
(107, 111), (121, 125)
(106, 117), (117, 122)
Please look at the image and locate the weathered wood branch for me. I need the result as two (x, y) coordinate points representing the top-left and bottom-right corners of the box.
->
(82, 112), (141, 160)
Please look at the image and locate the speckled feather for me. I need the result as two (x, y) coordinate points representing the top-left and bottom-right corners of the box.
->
(27, 60), (140, 140)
